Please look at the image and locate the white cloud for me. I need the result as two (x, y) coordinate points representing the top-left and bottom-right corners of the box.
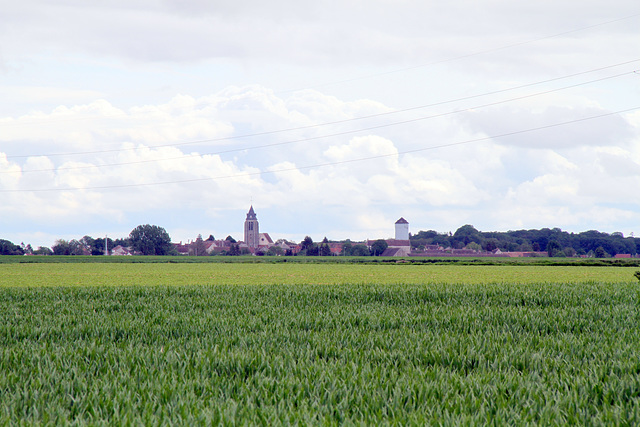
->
(324, 135), (398, 170)
(459, 105), (635, 149)
(0, 153), (21, 189)
(1, 81), (638, 249)
(1, 0), (639, 247)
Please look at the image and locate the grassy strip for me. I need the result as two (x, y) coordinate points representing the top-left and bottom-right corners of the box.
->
(1, 254), (640, 267)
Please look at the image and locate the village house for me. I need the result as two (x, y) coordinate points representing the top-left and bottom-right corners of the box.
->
(111, 245), (132, 256)
(373, 217), (412, 257)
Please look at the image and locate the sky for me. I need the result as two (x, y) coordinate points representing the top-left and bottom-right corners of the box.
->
(1, 0), (639, 248)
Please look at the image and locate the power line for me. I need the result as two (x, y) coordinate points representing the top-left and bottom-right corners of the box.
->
(276, 11), (640, 93)
(4, 59), (638, 162)
(2, 106), (636, 193)
(2, 11), (638, 133)
(3, 68), (636, 175)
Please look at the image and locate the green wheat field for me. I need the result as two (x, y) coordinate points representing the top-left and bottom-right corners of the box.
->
(2, 261), (640, 424)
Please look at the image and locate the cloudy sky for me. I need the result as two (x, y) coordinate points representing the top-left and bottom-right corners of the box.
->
(1, 1), (639, 248)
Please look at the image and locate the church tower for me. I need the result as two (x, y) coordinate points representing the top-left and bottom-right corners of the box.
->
(244, 206), (259, 250)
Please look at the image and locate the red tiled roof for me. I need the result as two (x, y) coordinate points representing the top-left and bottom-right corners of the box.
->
(614, 254), (631, 258)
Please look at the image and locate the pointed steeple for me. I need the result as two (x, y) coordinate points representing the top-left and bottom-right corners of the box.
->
(244, 205), (259, 250)
(246, 205), (257, 220)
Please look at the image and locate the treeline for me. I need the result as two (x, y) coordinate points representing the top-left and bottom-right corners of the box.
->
(0, 225), (175, 256)
(411, 225), (639, 257)
(3, 224), (639, 258)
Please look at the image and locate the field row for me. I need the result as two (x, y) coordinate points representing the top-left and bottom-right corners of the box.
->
(1, 262), (638, 287)
(1, 264), (640, 423)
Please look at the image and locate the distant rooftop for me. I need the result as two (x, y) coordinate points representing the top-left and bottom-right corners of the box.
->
(395, 217), (409, 224)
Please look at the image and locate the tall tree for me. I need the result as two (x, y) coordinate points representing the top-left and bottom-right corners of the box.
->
(453, 225), (481, 246)
(52, 239), (71, 255)
(68, 239), (86, 255)
(371, 239), (389, 256)
(301, 236), (314, 251)
(594, 246), (608, 258)
(547, 240), (561, 257)
(300, 236), (318, 256)
(191, 234), (207, 256)
(129, 225), (175, 255)
(228, 243), (240, 256)
(318, 237), (332, 256)
(341, 241), (353, 256)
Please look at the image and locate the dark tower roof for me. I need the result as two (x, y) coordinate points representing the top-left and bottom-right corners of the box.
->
(395, 217), (408, 224)
(246, 205), (257, 220)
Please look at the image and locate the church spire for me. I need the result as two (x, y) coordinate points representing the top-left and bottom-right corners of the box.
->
(244, 205), (259, 250)
(246, 205), (257, 220)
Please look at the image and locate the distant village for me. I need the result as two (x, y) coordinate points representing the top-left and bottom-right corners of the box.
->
(162, 206), (639, 259)
(2, 205), (638, 258)
(163, 206), (548, 258)
(170, 206), (418, 258)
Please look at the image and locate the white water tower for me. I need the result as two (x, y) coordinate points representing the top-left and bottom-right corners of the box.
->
(395, 218), (409, 241)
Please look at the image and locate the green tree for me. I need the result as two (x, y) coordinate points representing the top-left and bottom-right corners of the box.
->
(190, 234), (207, 256)
(33, 246), (53, 255)
(113, 238), (131, 248)
(51, 239), (84, 255)
(300, 236), (318, 256)
(225, 235), (237, 244)
(267, 245), (284, 256)
(68, 239), (85, 255)
(547, 240), (561, 257)
(483, 238), (499, 253)
(453, 225), (481, 246)
(301, 236), (314, 251)
(350, 244), (371, 256)
(465, 242), (482, 252)
(129, 225), (176, 255)
(594, 246), (607, 258)
(52, 239), (71, 255)
(79, 236), (95, 253)
(341, 241), (353, 256)
(227, 243), (240, 256)
(0, 239), (23, 255)
(92, 237), (114, 256)
(371, 239), (389, 256)
(318, 237), (332, 256)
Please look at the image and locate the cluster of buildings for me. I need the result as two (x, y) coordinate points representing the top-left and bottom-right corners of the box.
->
(174, 206), (287, 256)
(113, 206), (639, 258)
(174, 205), (526, 257)
(173, 206), (413, 256)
